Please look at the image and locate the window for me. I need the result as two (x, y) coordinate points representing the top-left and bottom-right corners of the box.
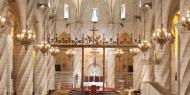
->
(91, 8), (98, 23)
(64, 4), (69, 19)
(121, 4), (126, 19)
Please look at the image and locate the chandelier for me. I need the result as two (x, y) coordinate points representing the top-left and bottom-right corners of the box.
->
(130, 47), (140, 56)
(182, 10), (190, 30)
(152, 0), (172, 49)
(49, 19), (60, 56)
(0, 16), (6, 30)
(114, 48), (124, 57)
(37, 41), (51, 54)
(138, 40), (151, 53)
(16, 0), (36, 49)
(49, 47), (60, 56)
(65, 49), (75, 57)
(152, 25), (172, 49)
(129, 16), (140, 56)
(0, 2), (8, 32)
(17, 29), (36, 49)
(138, 8), (151, 53)
(37, 3), (53, 54)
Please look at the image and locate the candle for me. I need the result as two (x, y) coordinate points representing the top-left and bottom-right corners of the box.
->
(91, 8), (98, 23)
(64, 4), (69, 19)
(121, 4), (126, 20)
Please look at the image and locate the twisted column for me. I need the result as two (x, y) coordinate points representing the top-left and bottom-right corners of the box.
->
(47, 56), (55, 91)
(14, 46), (34, 95)
(154, 43), (171, 90)
(34, 52), (50, 95)
(0, 33), (8, 95)
(133, 51), (154, 90)
(180, 32), (190, 95)
(133, 54), (143, 89)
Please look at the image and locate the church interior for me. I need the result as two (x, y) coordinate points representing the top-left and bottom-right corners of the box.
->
(1, 0), (190, 95)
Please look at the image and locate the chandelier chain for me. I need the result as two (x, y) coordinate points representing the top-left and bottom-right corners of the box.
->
(161, 0), (163, 26)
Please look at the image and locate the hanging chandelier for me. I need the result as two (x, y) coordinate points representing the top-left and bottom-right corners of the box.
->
(114, 48), (124, 57)
(152, 24), (172, 49)
(129, 15), (140, 56)
(37, 41), (51, 54)
(37, 3), (53, 54)
(65, 49), (75, 57)
(16, 0), (36, 49)
(130, 47), (140, 56)
(17, 29), (36, 49)
(138, 40), (151, 53)
(138, 8), (151, 53)
(49, 47), (60, 56)
(49, 19), (60, 56)
(0, 16), (6, 29)
(152, 0), (172, 49)
(182, 10), (190, 30)
(0, 2), (7, 32)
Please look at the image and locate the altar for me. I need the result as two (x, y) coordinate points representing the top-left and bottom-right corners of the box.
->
(83, 82), (103, 87)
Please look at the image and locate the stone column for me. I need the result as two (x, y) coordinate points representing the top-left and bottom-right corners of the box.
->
(14, 46), (34, 95)
(0, 32), (9, 95)
(34, 52), (50, 95)
(180, 0), (190, 95)
(154, 42), (171, 89)
(106, 48), (115, 88)
(47, 56), (55, 91)
(73, 48), (82, 88)
(133, 54), (143, 89)
(179, 31), (190, 95)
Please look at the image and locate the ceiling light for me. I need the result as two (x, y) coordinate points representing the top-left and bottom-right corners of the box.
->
(152, 0), (172, 49)
(152, 25), (172, 49)
(49, 47), (60, 56)
(182, 10), (190, 30)
(115, 48), (124, 57)
(129, 47), (140, 56)
(138, 40), (151, 53)
(37, 41), (51, 54)
(17, 29), (36, 49)
(0, 16), (6, 32)
(143, 2), (152, 9)
(138, 8), (151, 54)
(65, 49), (75, 57)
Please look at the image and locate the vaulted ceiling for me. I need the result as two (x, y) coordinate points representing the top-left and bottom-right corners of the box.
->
(54, 0), (140, 40)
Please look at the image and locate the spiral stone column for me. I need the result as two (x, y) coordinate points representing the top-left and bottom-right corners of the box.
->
(154, 43), (171, 90)
(14, 46), (34, 95)
(0, 32), (9, 95)
(47, 56), (55, 91)
(34, 52), (50, 95)
(133, 54), (143, 89)
(179, 32), (190, 95)
(133, 51), (154, 90)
